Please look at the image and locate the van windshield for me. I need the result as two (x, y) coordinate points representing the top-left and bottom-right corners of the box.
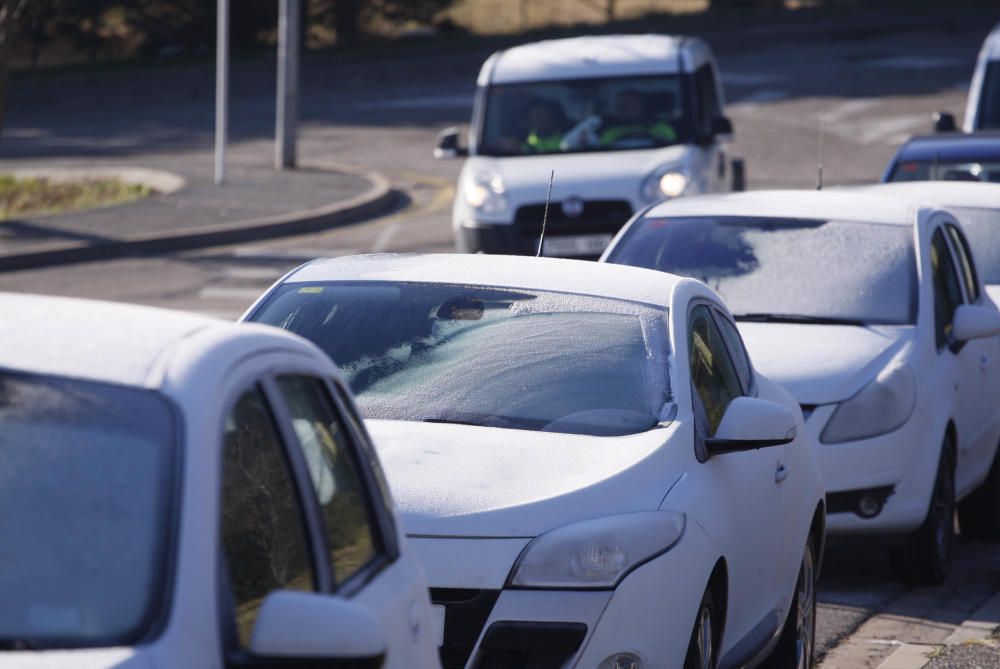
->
(479, 74), (693, 156)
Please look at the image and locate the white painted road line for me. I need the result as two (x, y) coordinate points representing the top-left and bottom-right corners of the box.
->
(371, 221), (400, 252)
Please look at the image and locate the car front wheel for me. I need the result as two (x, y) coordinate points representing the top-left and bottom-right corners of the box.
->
(763, 536), (817, 669)
(684, 587), (717, 669)
(892, 442), (955, 585)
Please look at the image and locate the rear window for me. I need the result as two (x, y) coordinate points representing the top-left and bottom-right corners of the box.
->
(0, 372), (177, 648)
(976, 60), (1000, 130)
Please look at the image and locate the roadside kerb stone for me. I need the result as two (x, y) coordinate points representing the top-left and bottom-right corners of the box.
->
(0, 162), (395, 272)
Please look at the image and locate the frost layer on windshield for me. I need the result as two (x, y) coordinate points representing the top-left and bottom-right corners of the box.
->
(607, 217), (917, 324)
(253, 282), (670, 436)
(0, 372), (175, 647)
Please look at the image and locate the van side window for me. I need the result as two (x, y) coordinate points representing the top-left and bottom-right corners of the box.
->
(694, 65), (721, 136)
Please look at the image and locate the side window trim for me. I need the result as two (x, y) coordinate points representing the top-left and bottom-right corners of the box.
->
(945, 223), (980, 304)
(709, 306), (755, 397)
(324, 378), (400, 562)
(257, 376), (335, 594)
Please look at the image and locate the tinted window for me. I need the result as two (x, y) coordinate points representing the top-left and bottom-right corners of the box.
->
(931, 228), (965, 349)
(945, 224), (980, 302)
(713, 310), (753, 393)
(887, 157), (1000, 183)
(479, 74), (693, 156)
(606, 216), (918, 325)
(276, 375), (380, 586)
(977, 61), (1000, 130)
(952, 207), (1000, 285)
(694, 65), (720, 136)
(252, 283), (671, 437)
(689, 306), (743, 435)
(0, 373), (176, 648)
(221, 388), (314, 648)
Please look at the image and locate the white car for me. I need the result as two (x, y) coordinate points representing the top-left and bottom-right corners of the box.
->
(964, 21), (1000, 132)
(602, 190), (1000, 584)
(0, 294), (440, 669)
(244, 254), (826, 669)
(435, 34), (743, 259)
(850, 181), (1000, 304)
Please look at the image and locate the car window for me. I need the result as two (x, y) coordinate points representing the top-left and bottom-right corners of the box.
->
(694, 65), (721, 136)
(276, 375), (381, 587)
(945, 224), (980, 302)
(689, 305), (743, 435)
(712, 309), (753, 394)
(221, 387), (315, 648)
(931, 228), (965, 349)
(977, 60), (1000, 130)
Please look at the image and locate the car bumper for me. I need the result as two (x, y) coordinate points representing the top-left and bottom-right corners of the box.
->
(806, 405), (940, 537)
(414, 526), (713, 669)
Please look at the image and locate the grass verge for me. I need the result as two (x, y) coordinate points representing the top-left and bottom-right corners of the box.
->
(0, 174), (151, 220)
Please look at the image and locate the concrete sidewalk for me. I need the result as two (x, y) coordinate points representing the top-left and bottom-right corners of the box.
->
(0, 148), (395, 271)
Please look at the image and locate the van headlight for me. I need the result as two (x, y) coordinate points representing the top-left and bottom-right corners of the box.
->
(821, 364), (916, 444)
(508, 512), (685, 589)
(462, 172), (508, 214)
(641, 166), (688, 202)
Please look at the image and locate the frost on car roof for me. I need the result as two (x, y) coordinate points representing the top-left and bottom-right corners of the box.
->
(644, 190), (920, 226)
(287, 254), (679, 310)
(489, 34), (689, 84)
(0, 293), (218, 387)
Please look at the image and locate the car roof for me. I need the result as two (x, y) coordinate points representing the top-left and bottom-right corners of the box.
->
(643, 189), (921, 225)
(893, 132), (1000, 163)
(984, 22), (1000, 60)
(0, 293), (226, 388)
(846, 181), (1000, 210)
(281, 254), (679, 309)
(488, 34), (694, 84)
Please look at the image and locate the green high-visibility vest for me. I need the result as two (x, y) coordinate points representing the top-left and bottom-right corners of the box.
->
(524, 132), (563, 153)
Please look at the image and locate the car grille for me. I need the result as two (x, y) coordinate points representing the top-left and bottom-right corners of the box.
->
(513, 199), (633, 237)
(431, 588), (501, 669)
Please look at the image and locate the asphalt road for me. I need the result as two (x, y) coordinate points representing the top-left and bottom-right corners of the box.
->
(2, 18), (999, 665)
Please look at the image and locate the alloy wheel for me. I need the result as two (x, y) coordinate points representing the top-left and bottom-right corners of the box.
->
(795, 546), (816, 669)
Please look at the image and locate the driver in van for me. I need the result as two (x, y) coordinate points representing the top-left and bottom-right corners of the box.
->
(600, 89), (677, 146)
(522, 98), (568, 153)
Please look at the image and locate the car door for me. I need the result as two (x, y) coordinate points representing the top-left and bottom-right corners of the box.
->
(688, 304), (784, 648)
(941, 223), (1000, 495)
(217, 378), (438, 669)
(691, 63), (727, 193)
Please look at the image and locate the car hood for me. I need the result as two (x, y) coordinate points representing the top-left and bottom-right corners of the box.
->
(367, 419), (683, 538)
(467, 145), (691, 206)
(0, 648), (149, 669)
(737, 323), (915, 405)
(986, 284), (1000, 306)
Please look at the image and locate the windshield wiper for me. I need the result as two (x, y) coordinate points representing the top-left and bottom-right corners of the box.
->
(0, 639), (46, 650)
(423, 418), (480, 426)
(733, 313), (867, 326)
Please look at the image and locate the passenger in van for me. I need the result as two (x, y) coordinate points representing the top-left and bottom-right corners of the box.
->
(522, 98), (569, 153)
(600, 89), (677, 147)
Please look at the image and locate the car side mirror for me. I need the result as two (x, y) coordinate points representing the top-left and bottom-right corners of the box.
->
(933, 111), (957, 133)
(952, 303), (1000, 342)
(434, 126), (468, 159)
(711, 115), (734, 142)
(705, 396), (797, 456)
(249, 590), (386, 668)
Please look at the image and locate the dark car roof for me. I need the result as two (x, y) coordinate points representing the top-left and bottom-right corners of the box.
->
(893, 132), (1000, 162)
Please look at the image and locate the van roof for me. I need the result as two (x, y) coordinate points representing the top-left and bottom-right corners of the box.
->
(486, 34), (701, 85)
(985, 22), (1000, 60)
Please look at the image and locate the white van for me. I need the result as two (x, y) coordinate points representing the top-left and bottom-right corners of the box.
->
(435, 34), (744, 258)
(964, 22), (1000, 132)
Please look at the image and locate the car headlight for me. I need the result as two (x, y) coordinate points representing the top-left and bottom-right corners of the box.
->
(508, 512), (685, 589)
(641, 166), (688, 202)
(462, 172), (508, 214)
(821, 364), (916, 444)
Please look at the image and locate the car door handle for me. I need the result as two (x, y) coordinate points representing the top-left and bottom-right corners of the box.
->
(775, 462), (789, 484)
(981, 355), (991, 373)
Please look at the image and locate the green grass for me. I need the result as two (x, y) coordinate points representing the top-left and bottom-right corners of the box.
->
(0, 174), (151, 220)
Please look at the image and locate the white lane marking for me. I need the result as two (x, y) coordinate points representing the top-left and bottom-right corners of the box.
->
(865, 56), (966, 70)
(199, 286), (273, 300)
(221, 266), (290, 281)
(350, 94), (473, 110)
(232, 247), (360, 261)
(821, 98), (880, 123)
(732, 89), (789, 104)
(371, 221), (400, 252)
(853, 114), (931, 145)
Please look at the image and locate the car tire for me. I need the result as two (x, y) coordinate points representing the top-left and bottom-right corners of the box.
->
(892, 443), (955, 585)
(762, 537), (817, 669)
(958, 445), (1000, 541)
(684, 587), (717, 669)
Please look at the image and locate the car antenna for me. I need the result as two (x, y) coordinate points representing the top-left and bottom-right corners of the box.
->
(816, 117), (825, 190)
(537, 169), (555, 257)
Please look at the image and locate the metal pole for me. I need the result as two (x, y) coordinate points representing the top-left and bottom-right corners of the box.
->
(214, 0), (229, 185)
(276, 0), (300, 169)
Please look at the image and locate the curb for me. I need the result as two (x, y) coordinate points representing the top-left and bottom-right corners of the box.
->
(0, 163), (397, 273)
(875, 591), (1000, 669)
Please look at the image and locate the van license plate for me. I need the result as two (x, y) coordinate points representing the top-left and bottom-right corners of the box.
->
(540, 234), (613, 257)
